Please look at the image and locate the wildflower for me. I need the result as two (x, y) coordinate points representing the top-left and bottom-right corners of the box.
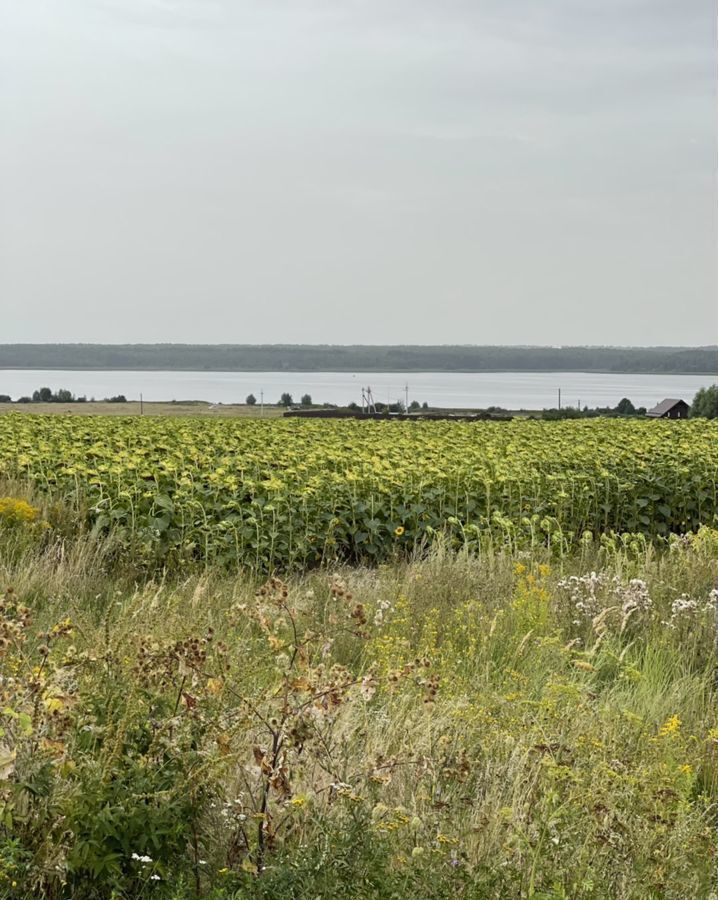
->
(206, 678), (222, 695)
(573, 660), (595, 672)
(557, 571), (608, 620)
(0, 498), (39, 526)
(394, 526), (405, 537)
(373, 597), (392, 627)
(658, 715), (681, 737)
(360, 675), (377, 700)
(620, 579), (653, 617)
(664, 591), (718, 629)
(131, 853), (153, 864)
(436, 833), (459, 845)
(668, 594), (698, 625)
(150, 874), (161, 881)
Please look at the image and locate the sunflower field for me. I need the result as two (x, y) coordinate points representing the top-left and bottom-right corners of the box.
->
(1, 414), (716, 570)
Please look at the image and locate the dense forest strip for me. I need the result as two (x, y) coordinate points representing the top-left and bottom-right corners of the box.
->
(0, 343), (716, 373)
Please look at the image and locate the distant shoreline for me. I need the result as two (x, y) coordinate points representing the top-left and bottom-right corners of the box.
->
(0, 344), (715, 376)
(1, 367), (717, 376)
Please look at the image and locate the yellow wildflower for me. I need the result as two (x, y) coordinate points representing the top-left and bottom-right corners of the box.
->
(573, 660), (596, 672)
(0, 498), (39, 526)
(658, 715), (681, 737)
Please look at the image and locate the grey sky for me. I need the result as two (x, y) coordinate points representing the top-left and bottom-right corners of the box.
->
(1, 0), (715, 345)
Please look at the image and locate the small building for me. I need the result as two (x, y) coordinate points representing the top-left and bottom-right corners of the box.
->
(646, 398), (689, 419)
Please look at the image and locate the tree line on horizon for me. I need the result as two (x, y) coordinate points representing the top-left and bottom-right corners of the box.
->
(2, 386), (717, 417)
(0, 387), (127, 404)
(0, 344), (716, 374)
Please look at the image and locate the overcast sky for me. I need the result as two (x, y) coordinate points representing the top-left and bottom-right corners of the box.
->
(1, 0), (715, 346)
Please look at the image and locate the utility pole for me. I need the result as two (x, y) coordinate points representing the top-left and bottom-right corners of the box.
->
(558, 388), (561, 410)
(405, 383), (409, 412)
(140, 393), (143, 415)
(260, 390), (264, 418)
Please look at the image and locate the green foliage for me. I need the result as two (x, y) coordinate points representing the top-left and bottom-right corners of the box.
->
(28, 387), (82, 403)
(0, 418), (716, 897)
(615, 397), (636, 414)
(0, 586), (212, 897)
(691, 384), (718, 419)
(246, 394), (257, 406)
(300, 394), (312, 407)
(1, 529), (717, 897)
(542, 401), (646, 420)
(0, 416), (717, 572)
(278, 393), (293, 407)
(0, 498), (40, 527)
(1, 344), (716, 374)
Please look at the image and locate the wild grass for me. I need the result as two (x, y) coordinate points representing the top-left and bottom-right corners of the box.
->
(0, 496), (717, 898)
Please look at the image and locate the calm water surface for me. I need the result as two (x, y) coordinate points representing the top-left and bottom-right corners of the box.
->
(0, 370), (713, 410)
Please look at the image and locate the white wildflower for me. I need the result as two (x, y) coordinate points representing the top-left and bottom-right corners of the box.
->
(620, 579), (653, 616)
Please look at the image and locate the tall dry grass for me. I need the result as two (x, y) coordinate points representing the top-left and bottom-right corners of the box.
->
(0, 496), (717, 898)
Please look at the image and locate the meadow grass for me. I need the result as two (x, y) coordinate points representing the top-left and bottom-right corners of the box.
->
(7, 402), (284, 419)
(0, 494), (716, 899)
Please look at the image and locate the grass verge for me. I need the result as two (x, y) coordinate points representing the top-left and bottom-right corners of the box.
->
(0, 505), (716, 898)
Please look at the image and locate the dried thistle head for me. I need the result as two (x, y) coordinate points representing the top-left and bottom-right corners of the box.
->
(256, 577), (290, 607)
(330, 576), (349, 600)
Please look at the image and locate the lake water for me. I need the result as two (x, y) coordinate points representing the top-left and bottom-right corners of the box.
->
(0, 370), (713, 410)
